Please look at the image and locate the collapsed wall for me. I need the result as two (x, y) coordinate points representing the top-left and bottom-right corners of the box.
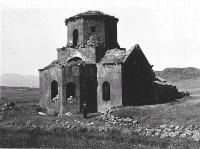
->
(153, 76), (189, 103)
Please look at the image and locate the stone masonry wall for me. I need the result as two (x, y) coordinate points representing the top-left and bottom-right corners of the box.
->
(153, 80), (181, 102)
(97, 63), (122, 112)
(104, 20), (118, 48)
(67, 19), (84, 47)
(62, 64), (80, 113)
(57, 47), (96, 63)
(83, 19), (105, 46)
(39, 67), (64, 115)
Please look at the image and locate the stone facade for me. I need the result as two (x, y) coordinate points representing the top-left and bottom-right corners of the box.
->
(39, 11), (182, 115)
(97, 63), (122, 112)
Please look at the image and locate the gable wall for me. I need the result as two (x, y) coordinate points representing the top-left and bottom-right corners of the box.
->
(97, 64), (122, 112)
(122, 49), (154, 105)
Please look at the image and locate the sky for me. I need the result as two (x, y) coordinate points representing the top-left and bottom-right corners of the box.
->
(1, 0), (200, 76)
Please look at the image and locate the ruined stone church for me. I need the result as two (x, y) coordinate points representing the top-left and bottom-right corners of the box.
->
(39, 11), (180, 114)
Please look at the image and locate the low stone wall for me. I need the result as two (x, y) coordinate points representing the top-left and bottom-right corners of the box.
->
(153, 81), (180, 101)
(153, 76), (188, 102)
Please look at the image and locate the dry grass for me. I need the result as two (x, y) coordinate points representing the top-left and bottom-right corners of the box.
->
(113, 96), (200, 127)
(0, 125), (199, 149)
(0, 86), (39, 104)
(1, 87), (200, 148)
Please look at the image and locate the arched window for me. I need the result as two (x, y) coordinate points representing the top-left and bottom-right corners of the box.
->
(73, 29), (78, 47)
(51, 80), (58, 99)
(102, 81), (110, 101)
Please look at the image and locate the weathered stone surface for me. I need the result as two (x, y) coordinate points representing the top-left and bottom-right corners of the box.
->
(160, 124), (167, 129)
(192, 130), (200, 141)
(169, 125), (175, 129)
(160, 132), (169, 138)
(179, 133), (187, 138)
(185, 129), (192, 136)
(174, 131), (180, 136)
(169, 132), (177, 137)
(135, 128), (142, 133)
(175, 126), (180, 130)
(122, 128), (131, 135)
(187, 125), (194, 130)
(154, 129), (162, 136)
(123, 117), (132, 122)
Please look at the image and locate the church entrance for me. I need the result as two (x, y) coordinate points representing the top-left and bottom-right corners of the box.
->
(80, 64), (97, 113)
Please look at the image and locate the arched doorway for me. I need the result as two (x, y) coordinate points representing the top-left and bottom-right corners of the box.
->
(73, 29), (78, 47)
(66, 82), (75, 98)
(51, 80), (58, 99)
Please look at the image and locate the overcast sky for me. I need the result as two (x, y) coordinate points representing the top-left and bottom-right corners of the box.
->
(1, 0), (200, 76)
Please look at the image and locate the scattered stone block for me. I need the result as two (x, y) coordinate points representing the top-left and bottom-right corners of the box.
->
(175, 126), (180, 130)
(38, 112), (46, 116)
(154, 129), (162, 136)
(192, 131), (200, 141)
(169, 132), (177, 137)
(185, 129), (192, 136)
(160, 124), (167, 129)
(160, 132), (169, 138)
(179, 133), (187, 138)
(123, 118), (132, 122)
(135, 128), (142, 133)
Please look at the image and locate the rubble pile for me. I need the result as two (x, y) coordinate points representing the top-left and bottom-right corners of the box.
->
(0, 102), (17, 112)
(136, 124), (200, 142)
(96, 112), (200, 142)
(97, 112), (138, 127)
(67, 96), (76, 104)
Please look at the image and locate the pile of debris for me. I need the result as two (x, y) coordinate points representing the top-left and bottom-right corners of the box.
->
(67, 96), (76, 104)
(96, 112), (200, 141)
(97, 112), (138, 127)
(0, 102), (17, 112)
(52, 94), (59, 103)
(133, 124), (200, 142)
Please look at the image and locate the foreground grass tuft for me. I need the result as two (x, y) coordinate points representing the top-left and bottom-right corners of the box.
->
(0, 127), (200, 148)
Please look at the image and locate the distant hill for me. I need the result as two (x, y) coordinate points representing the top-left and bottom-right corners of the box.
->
(155, 67), (200, 82)
(0, 73), (39, 88)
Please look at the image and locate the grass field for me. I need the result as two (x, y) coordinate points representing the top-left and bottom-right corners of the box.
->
(0, 86), (39, 104)
(0, 86), (200, 148)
